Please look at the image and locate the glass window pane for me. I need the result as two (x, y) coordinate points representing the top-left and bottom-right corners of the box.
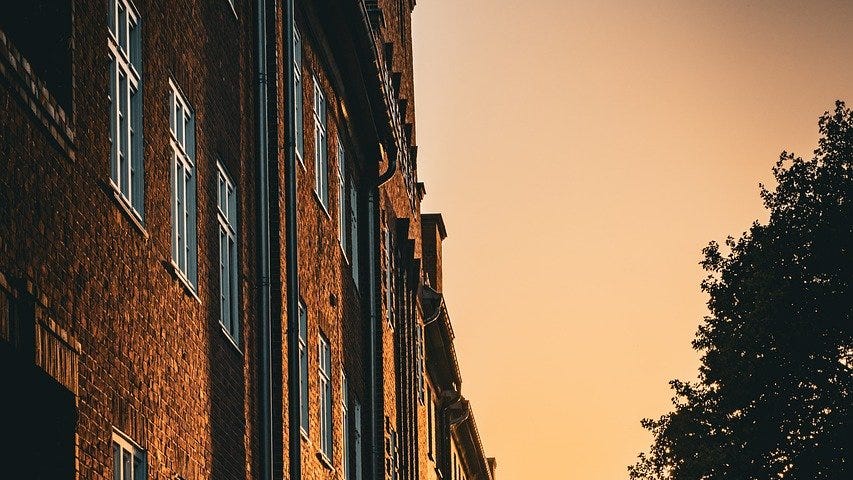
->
(122, 449), (132, 480)
(113, 442), (121, 480)
(118, 3), (127, 52)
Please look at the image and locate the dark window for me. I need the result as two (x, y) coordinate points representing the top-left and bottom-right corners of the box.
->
(0, 292), (76, 479)
(0, 1), (73, 113)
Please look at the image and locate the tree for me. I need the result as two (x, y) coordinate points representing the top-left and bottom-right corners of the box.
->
(629, 101), (852, 480)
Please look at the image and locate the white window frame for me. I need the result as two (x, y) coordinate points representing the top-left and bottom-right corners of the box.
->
(294, 28), (304, 165)
(342, 371), (350, 480)
(108, 0), (143, 219)
(318, 333), (333, 460)
(313, 75), (329, 208)
(217, 162), (239, 344)
(112, 429), (146, 480)
(169, 79), (198, 289)
(299, 300), (309, 435)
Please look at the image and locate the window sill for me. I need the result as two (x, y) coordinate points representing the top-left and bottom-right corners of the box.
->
(219, 323), (242, 353)
(313, 191), (331, 220)
(316, 451), (334, 471)
(106, 182), (148, 239)
(339, 242), (349, 265)
(165, 262), (200, 303)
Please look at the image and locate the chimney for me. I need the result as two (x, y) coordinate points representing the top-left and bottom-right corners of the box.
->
(420, 213), (447, 292)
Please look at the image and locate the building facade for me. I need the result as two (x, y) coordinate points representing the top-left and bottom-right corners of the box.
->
(0, 1), (494, 479)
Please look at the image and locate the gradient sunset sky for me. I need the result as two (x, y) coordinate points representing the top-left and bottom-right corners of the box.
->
(410, 1), (853, 478)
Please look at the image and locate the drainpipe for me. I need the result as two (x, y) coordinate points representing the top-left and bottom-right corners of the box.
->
(283, 0), (302, 479)
(256, 0), (273, 477)
(367, 188), (380, 480)
(366, 145), (395, 480)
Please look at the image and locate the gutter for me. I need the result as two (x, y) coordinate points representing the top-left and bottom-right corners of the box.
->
(377, 145), (397, 186)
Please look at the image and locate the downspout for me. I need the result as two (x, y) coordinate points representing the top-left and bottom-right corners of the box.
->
(367, 187), (381, 480)
(369, 150), (398, 475)
(256, 0), (273, 478)
(283, 0), (302, 479)
(366, 148), (394, 480)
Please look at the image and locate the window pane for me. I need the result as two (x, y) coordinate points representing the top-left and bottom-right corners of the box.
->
(122, 448), (132, 480)
(229, 236), (238, 335)
(109, 59), (117, 183)
(118, 71), (128, 193)
(118, 3), (127, 53)
(295, 75), (303, 159)
(113, 442), (121, 480)
(133, 455), (144, 480)
(109, 0), (117, 36)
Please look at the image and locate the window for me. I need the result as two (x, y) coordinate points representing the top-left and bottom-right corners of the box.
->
(342, 371), (350, 479)
(313, 76), (328, 208)
(108, 0), (143, 218)
(349, 183), (359, 285)
(353, 400), (363, 480)
(384, 226), (394, 329)
(390, 429), (399, 480)
(318, 334), (332, 459)
(217, 163), (239, 343)
(427, 388), (436, 460)
(338, 139), (348, 258)
(169, 80), (197, 288)
(293, 28), (304, 164)
(1, 3), (73, 112)
(299, 300), (309, 434)
(112, 430), (146, 480)
(416, 324), (425, 403)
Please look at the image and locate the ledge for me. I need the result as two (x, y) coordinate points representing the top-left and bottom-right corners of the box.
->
(104, 181), (149, 240)
(219, 323), (242, 354)
(316, 451), (334, 471)
(164, 261), (200, 303)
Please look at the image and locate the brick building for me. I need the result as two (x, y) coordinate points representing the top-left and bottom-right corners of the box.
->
(0, 0), (494, 479)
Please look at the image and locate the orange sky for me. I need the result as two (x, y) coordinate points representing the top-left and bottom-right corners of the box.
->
(411, 1), (853, 478)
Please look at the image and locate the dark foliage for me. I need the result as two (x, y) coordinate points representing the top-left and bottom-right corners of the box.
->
(630, 101), (852, 480)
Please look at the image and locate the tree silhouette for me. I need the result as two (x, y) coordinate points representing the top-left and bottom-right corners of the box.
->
(630, 101), (852, 480)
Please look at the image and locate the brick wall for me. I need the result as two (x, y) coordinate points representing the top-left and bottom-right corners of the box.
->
(0, 0), (260, 478)
(1, 1), (494, 479)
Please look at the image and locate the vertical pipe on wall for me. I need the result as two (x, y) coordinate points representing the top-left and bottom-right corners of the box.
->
(284, 0), (302, 478)
(255, 0), (274, 477)
(367, 188), (381, 480)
